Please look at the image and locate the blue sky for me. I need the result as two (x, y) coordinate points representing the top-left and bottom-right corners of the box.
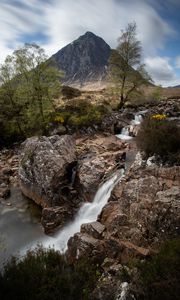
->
(1, 0), (180, 86)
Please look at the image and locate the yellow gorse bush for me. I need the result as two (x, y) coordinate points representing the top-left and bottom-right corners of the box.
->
(53, 115), (64, 123)
(151, 114), (166, 120)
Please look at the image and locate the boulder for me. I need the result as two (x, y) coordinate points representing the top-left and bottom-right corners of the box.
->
(76, 135), (126, 201)
(61, 85), (81, 99)
(41, 206), (72, 233)
(67, 232), (104, 263)
(81, 221), (105, 239)
(19, 135), (76, 208)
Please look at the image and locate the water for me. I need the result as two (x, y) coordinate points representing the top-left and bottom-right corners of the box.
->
(21, 169), (125, 254)
(0, 187), (46, 268)
(116, 127), (133, 140)
(131, 114), (143, 125)
(116, 112), (144, 140)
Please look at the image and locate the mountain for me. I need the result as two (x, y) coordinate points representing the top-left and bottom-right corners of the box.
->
(51, 31), (111, 86)
(169, 85), (180, 88)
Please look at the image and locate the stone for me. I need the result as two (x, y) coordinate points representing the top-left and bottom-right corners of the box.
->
(76, 135), (126, 201)
(67, 232), (104, 263)
(19, 135), (76, 208)
(81, 221), (105, 239)
(0, 186), (10, 198)
(41, 206), (72, 233)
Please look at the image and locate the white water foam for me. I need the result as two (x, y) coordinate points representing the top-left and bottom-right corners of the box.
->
(116, 112), (144, 140)
(116, 127), (132, 140)
(21, 169), (124, 254)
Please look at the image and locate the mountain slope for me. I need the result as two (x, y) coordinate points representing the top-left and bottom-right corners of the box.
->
(51, 32), (111, 86)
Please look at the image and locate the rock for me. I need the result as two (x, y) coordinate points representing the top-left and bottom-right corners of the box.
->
(76, 135), (126, 201)
(67, 232), (104, 263)
(119, 241), (151, 263)
(19, 135), (76, 208)
(92, 277), (118, 300)
(41, 206), (72, 233)
(50, 125), (67, 136)
(0, 186), (10, 198)
(81, 221), (105, 239)
(61, 85), (81, 99)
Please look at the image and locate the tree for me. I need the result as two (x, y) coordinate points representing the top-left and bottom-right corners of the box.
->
(0, 43), (63, 144)
(109, 22), (151, 108)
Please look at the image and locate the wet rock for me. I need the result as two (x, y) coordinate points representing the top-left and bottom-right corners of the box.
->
(76, 135), (126, 201)
(81, 221), (105, 239)
(41, 206), (72, 233)
(19, 135), (76, 208)
(67, 232), (104, 263)
(0, 186), (10, 198)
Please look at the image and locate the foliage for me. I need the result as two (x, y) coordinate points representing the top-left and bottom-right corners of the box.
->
(109, 22), (151, 108)
(137, 239), (180, 300)
(151, 114), (166, 120)
(52, 99), (109, 129)
(136, 116), (180, 163)
(0, 247), (101, 300)
(151, 86), (163, 101)
(0, 43), (62, 146)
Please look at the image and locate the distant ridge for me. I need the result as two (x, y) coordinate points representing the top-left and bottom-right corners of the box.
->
(51, 32), (111, 86)
(169, 85), (180, 88)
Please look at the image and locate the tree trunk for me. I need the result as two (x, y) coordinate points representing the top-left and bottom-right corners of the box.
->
(119, 76), (126, 108)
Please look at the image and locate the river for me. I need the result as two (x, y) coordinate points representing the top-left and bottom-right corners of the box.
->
(0, 111), (143, 268)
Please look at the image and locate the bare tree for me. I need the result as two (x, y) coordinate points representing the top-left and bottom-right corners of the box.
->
(109, 22), (151, 108)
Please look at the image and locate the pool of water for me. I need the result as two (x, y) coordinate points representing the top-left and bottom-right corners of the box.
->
(0, 187), (46, 268)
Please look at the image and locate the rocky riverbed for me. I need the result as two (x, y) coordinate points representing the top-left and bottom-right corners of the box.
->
(0, 99), (179, 298)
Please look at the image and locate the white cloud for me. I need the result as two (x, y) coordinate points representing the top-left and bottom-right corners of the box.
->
(145, 56), (180, 86)
(175, 55), (180, 68)
(0, 0), (178, 86)
(42, 0), (175, 58)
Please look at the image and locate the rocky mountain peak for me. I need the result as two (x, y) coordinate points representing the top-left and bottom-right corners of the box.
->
(51, 32), (111, 86)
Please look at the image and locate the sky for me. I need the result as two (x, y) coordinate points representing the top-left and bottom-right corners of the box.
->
(1, 0), (180, 86)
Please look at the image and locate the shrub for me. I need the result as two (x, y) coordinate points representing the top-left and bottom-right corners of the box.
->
(52, 99), (109, 129)
(137, 239), (180, 300)
(136, 116), (180, 163)
(0, 247), (101, 300)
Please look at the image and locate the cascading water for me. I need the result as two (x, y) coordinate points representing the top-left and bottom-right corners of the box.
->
(116, 112), (144, 140)
(43, 169), (124, 252)
(131, 114), (143, 125)
(116, 127), (132, 140)
(21, 169), (124, 254)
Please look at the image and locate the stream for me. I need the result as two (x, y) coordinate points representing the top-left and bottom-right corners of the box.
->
(0, 111), (145, 268)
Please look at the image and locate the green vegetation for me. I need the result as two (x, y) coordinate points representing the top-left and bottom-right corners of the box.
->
(109, 22), (151, 108)
(52, 98), (110, 129)
(0, 247), (101, 300)
(137, 239), (180, 300)
(136, 115), (180, 163)
(0, 43), (62, 146)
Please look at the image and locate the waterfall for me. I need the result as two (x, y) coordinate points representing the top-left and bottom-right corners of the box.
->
(131, 114), (143, 125)
(116, 112), (144, 140)
(21, 169), (124, 254)
(116, 127), (132, 140)
(43, 169), (124, 252)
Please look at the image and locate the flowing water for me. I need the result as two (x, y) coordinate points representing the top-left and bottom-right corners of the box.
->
(0, 110), (144, 266)
(0, 187), (46, 268)
(21, 169), (125, 254)
(116, 112), (144, 140)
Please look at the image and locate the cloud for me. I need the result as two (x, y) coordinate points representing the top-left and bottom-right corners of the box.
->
(175, 56), (180, 68)
(0, 0), (178, 86)
(42, 0), (175, 58)
(0, 0), (47, 62)
(145, 56), (180, 86)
